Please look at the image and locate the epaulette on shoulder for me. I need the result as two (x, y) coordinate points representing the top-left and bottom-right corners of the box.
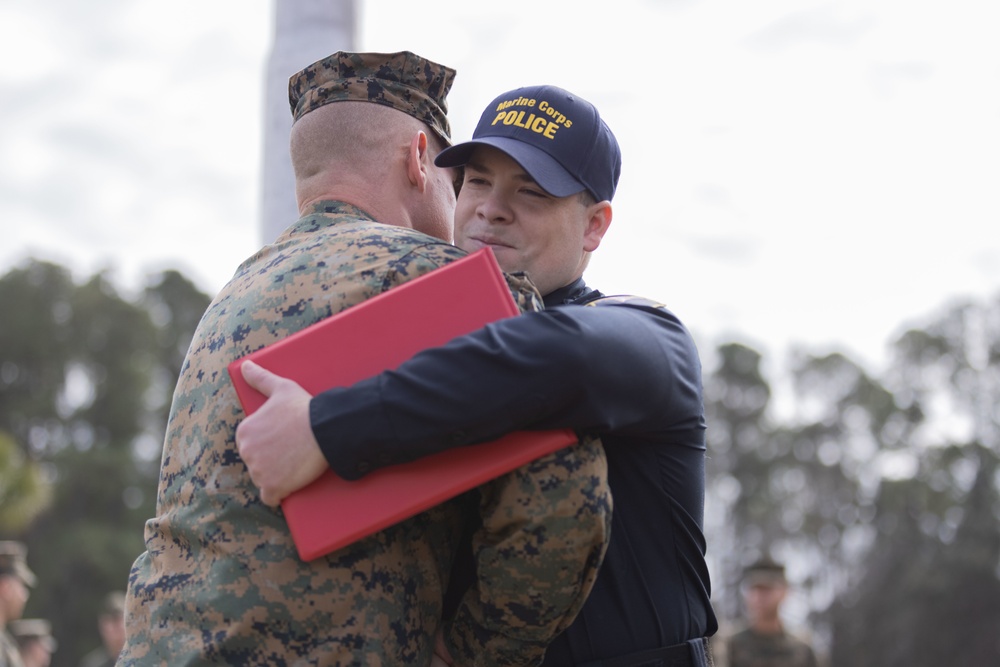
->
(584, 295), (667, 310)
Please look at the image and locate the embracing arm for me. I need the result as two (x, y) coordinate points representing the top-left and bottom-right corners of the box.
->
(313, 302), (703, 480)
(445, 434), (611, 666)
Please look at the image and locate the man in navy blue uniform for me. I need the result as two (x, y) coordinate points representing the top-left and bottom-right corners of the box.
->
(237, 84), (718, 666)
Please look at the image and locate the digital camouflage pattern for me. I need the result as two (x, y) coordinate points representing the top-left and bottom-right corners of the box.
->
(289, 51), (456, 146)
(121, 200), (611, 667)
(446, 435), (610, 665)
(725, 629), (818, 667)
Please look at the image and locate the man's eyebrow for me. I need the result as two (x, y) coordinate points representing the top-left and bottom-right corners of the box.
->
(464, 158), (491, 175)
(466, 159), (538, 185)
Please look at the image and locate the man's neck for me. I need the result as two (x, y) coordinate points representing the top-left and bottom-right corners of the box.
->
(751, 617), (784, 635)
(543, 277), (595, 308)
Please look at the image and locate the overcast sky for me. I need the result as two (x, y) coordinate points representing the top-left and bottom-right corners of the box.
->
(2, 0), (998, 374)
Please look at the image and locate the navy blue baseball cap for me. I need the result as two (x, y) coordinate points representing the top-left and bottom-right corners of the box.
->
(435, 85), (621, 202)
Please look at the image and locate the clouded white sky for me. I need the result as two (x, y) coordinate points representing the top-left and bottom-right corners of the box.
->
(2, 0), (998, 373)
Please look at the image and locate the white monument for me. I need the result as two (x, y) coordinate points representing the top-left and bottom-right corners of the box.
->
(260, 0), (358, 244)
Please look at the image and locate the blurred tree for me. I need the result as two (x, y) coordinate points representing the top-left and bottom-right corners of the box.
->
(824, 294), (1000, 665)
(0, 431), (51, 532)
(140, 269), (215, 433)
(827, 443), (1000, 666)
(0, 259), (210, 667)
(704, 342), (775, 620)
(0, 261), (78, 443)
(704, 343), (917, 632)
(778, 350), (918, 622)
(705, 295), (1000, 664)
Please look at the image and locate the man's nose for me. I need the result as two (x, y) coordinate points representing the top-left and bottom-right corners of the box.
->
(478, 190), (513, 224)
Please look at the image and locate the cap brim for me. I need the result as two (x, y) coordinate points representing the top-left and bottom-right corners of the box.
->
(435, 137), (585, 198)
(16, 562), (36, 588)
(743, 572), (786, 588)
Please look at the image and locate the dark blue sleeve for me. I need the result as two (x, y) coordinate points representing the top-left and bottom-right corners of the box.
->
(311, 303), (704, 480)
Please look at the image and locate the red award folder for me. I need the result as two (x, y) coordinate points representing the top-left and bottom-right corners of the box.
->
(228, 248), (576, 561)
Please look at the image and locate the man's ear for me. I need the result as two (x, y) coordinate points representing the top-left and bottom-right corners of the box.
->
(406, 131), (430, 192)
(583, 201), (613, 252)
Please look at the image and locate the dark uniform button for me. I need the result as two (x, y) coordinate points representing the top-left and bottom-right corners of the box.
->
(356, 461), (371, 474)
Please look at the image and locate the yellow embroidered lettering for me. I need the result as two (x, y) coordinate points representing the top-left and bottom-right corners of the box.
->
(514, 112), (540, 130)
(538, 100), (569, 126)
(496, 97), (537, 112)
(490, 99), (562, 137)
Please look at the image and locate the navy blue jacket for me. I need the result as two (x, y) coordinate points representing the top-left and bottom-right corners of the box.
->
(310, 278), (718, 664)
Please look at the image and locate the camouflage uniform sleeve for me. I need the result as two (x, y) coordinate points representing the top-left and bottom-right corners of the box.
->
(444, 434), (612, 667)
(502, 271), (545, 315)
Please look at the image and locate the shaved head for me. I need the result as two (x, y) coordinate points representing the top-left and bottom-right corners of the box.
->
(291, 102), (444, 185)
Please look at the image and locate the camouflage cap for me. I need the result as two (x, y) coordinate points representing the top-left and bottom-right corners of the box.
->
(8, 618), (57, 652)
(742, 556), (787, 587)
(0, 541), (36, 587)
(99, 590), (126, 617)
(288, 50), (456, 146)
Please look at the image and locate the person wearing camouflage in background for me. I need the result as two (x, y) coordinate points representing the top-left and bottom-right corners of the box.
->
(119, 50), (610, 667)
(0, 541), (36, 667)
(78, 592), (125, 667)
(8, 619), (56, 667)
(723, 559), (817, 667)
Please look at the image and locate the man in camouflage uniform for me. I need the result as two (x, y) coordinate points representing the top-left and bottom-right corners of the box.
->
(7, 619), (56, 667)
(120, 51), (610, 667)
(0, 541), (36, 667)
(77, 592), (125, 667)
(724, 559), (818, 667)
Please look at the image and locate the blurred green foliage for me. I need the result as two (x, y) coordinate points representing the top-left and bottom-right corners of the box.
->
(0, 259), (210, 667)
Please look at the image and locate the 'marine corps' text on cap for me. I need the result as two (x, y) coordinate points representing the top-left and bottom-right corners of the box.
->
(491, 98), (574, 140)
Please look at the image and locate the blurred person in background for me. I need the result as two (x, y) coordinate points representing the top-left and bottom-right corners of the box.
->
(724, 557), (817, 667)
(0, 541), (36, 667)
(7, 619), (55, 667)
(77, 592), (125, 667)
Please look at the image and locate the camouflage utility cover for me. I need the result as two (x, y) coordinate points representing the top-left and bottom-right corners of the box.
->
(121, 201), (610, 666)
(289, 51), (456, 146)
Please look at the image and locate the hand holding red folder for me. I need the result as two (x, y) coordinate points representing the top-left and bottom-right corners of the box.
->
(228, 249), (577, 561)
(235, 359), (328, 507)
